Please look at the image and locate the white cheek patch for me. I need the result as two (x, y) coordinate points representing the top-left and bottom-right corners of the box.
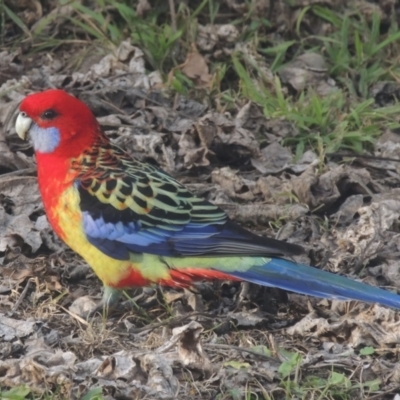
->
(30, 124), (61, 153)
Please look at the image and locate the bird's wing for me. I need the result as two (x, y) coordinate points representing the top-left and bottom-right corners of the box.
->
(74, 143), (304, 260)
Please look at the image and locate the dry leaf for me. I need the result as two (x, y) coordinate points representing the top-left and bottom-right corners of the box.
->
(180, 49), (212, 88)
(279, 52), (337, 96)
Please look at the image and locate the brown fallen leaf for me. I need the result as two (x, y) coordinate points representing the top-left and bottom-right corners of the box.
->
(176, 45), (213, 88)
(211, 167), (256, 200)
(136, 0), (151, 16)
(279, 52), (337, 96)
(251, 142), (293, 175)
(0, 313), (40, 341)
(291, 165), (372, 210)
(331, 194), (364, 225)
(287, 305), (400, 348)
(69, 296), (97, 317)
(229, 310), (266, 328)
(172, 321), (211, 369)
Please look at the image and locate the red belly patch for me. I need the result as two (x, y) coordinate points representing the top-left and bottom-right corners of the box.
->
(111, 268), (150, 288)
(111, 267), (239, 289)
(162, 268), (239, 288)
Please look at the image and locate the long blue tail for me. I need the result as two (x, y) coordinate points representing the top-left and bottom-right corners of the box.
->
(229, 258), (400, 309)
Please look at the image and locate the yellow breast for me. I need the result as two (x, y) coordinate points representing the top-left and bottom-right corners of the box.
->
(50, 186), (131, 286)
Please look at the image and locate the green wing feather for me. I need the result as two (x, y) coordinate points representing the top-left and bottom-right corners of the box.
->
(70, 141), (304, 258)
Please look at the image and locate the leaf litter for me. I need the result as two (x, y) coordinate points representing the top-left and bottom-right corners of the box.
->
(1, 1), (400, 399)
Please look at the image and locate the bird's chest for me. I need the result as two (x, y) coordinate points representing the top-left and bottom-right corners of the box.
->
(46, 185), (87, 252)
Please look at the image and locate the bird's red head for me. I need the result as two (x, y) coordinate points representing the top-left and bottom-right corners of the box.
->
(16, 89), (102, 158)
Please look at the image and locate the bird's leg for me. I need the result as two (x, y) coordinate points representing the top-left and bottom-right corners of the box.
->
(87, 286), (122, 318)
(102, 286), (122, 313)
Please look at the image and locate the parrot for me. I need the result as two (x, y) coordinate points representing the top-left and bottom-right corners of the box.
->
(14, 89), (400, 313)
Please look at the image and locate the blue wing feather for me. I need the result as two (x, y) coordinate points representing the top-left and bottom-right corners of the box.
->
(82, 209), (280, 258)
(73, 142), (304, 260)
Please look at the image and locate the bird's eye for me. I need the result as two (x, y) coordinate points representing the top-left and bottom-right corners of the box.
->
(41, 109), (58, 120)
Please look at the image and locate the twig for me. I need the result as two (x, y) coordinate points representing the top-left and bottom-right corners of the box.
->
(12, 279), (31, 312)
(59, 305), (90, 326)
(0, 168), (37, 178)
(168, 0), (177, 33)
(128, 312), (215, 334)
(205, 343), (276, 361)
(327, 152), (400, 163)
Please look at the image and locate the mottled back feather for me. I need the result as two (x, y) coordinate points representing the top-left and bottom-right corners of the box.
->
(71, 139), (304, 260)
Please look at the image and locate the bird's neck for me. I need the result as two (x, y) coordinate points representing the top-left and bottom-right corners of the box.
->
(35, 135), (106, 191)
(35, 152), (76, 205)
(35, 135), (110, 239)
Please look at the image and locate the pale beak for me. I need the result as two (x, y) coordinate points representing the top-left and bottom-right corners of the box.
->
(15, 112), (33, 140)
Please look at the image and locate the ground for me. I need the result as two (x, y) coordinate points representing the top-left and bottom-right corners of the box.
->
(1, 0), (400, 399)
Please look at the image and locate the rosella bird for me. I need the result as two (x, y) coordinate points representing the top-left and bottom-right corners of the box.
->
(14, 89), (400, 312)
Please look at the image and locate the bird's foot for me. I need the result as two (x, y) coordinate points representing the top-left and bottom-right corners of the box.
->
(85, 287), (122, 319)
